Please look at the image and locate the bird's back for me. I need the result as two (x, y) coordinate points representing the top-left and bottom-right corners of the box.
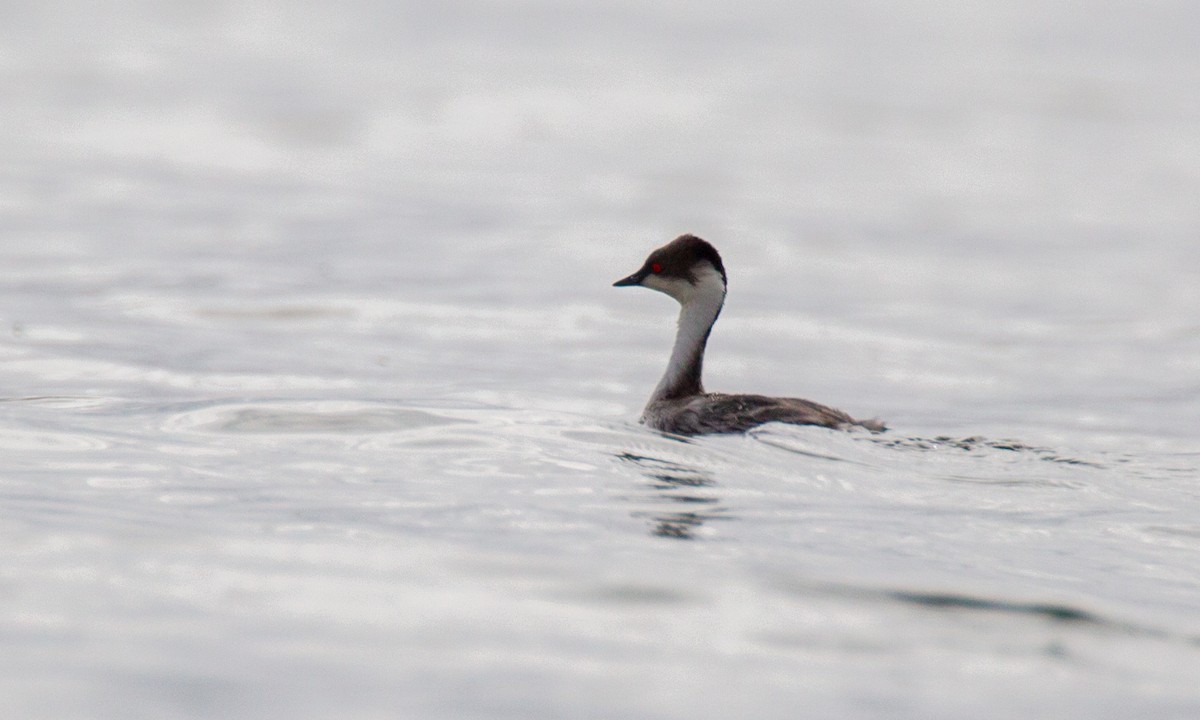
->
(643, 392), (884, 435)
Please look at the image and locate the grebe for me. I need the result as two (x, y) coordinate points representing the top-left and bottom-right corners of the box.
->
(613, 234), (884, 435)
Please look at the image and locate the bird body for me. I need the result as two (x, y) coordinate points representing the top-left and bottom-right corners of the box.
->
(614, 234), (883, 435)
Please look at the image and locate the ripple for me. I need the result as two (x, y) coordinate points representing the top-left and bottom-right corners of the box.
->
(884, 589), (1100, 624)
(108, 294), (359, 326)
(85, 476), (159, 489)
(749, 425), (1101, 489)
(360, 433), (496, 451)
(0, 395), (112, 410)
(157, 493), (227, 506)
(872, 435), (1101, 467)
(162, 401), (463, 436)
(575, 582), (696, 606)
(193, 305), (357, 322)
(770, 577), (1198, 644)
(0, 428), (110, 452)
(1145, 524), (1200, 540)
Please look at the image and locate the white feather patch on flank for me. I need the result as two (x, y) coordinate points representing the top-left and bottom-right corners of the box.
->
(649, 264), (726, 402)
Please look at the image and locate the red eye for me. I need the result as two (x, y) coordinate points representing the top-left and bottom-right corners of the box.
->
(651, 263), (663, 274)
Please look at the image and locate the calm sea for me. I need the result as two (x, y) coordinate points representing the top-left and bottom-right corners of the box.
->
(2, 1), (1198, 717)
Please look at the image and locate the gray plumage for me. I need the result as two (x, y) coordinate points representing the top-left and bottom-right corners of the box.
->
(644, 392), (882, 435)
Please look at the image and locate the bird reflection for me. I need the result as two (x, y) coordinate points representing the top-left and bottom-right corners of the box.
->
(617, 452), (732, 539)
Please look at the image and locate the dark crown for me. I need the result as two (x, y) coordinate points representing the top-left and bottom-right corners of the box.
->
(647, 234), (727, 285)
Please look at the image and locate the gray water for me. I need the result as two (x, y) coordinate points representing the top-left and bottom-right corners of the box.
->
(3, 1), (1200, 718)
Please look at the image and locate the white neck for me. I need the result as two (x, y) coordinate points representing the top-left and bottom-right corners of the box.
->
(648, 265), (726, 403)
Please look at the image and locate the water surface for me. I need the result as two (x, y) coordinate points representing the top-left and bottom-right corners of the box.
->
(2, 1), (1199, 718)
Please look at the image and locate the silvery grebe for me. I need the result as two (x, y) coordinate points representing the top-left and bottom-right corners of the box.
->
(613, 234), (884, 435)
